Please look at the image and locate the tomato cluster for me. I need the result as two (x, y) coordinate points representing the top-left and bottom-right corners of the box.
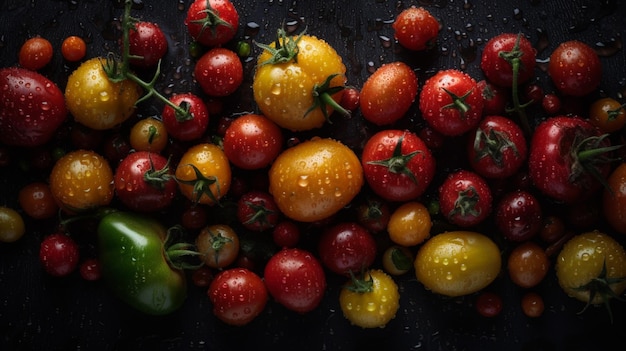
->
(2, 0), (626, 336)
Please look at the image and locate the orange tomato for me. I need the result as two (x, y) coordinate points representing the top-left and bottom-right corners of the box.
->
(387, 201), (432, 247)
(61, 35), (87, 62)
(129, 117), (169, 153)
(19, 36), (53, 70)
(175, 143), (231, 205)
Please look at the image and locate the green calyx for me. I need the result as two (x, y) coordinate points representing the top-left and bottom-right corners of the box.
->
(164, 225), (202, 270)
(570, 133), (622, 194)
(143, 155), (173, 191)
(472, 127), (520, 168)
(441, 87), (472, 118)
(366, 134), (420, 185)
(175, 163), (222, 206)
(255, 27), (305, 66)
(191, 0), (233, 42)
(243, 200), (276, 230)
(573, 260), (626, 323)
(346, 271), (374, 294)
(305, 73), (351, 122)
(449, 186), (481, 218)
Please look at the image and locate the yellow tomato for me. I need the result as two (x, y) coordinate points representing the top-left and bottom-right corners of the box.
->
(387, 201), (431, 246)
(175, 143), (231, 205)
(339, 269), (400, 328)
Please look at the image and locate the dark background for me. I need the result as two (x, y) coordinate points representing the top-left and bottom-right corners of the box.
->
(1, 0), (626, 350)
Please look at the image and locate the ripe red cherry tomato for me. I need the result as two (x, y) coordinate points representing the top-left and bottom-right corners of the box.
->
(19, 36), (53, 70)
(39, 233), (80, 277)
(222, 114), (284, 170)
(392, 6), (439, 51)
(195, 47), (243, 97)
(548, 40), (601, 97)
(317, 222), (377, 276)
(128, 21), (168, 68)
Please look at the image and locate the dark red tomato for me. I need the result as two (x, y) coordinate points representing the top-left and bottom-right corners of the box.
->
(185, 0), (239, 47)
(359, 62), (418, 126)
(361, 129), (436, 202)
(236, 190), (281, 232)
(317, 222), (377, 276)
(475, 291), (503, 318)
(263, 248), (326, 313)
(438, 169), (493, 228)
(467, 115), (527, 179)
(477, 80), (509, 116)
(417, 125), (445, 150)
(541, 93), (562, 115)
(520, 291), (544, 318)
(419, 69), (484, 136)
(548, 40), (601, 97)
(18, 182), (59, 220)
(128, 21), (168, 69)
(528, 116), (617, 204)
(272, 221), (301, 248)
(222, 114), (284, 170)
(495, 190), (542, 242)
(114, 151), (177, 213)
(162, 93), (209, 141)
(195, 47), (243, 97)
(208, 268), (268, 326)
(392, 6), (440, 51)
(339, 87), (360, 112)
(480, 33), (536, 88)
(39, 233), (80, 277)
(355, 196), (391, 233)
(507, 241), (549, 289)
(79, 258), (102, 281)
(0, 67), (67, 147)
(19, 37), (53, 70)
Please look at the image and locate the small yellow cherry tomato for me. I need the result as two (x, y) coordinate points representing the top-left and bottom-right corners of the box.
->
(0, 206), (26, 243)
(129, 117), (169, 153)
(339, 269), (400, 328)
(175, 143), (231, 206)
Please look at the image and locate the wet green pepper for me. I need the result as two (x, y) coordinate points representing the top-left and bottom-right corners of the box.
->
(97, 211), (197, 315)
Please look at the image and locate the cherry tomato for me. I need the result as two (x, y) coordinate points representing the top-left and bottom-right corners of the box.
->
(79, 258), (102, 281)
(129, 117), (169, 153)
(128, 21), (168, 68)
(61, 35), (87, 62)
(549, 40), (602, 97)
(381, 245), (414, 276)
(222, 114), (284, 170)
(495, 190), (542, 242)
(520, 292), (544, 318)
(236, 190), (280, 232)
(317, 222), (377, 276)
(19, 36), (53, 70)
(175, 143), (232, 206)
(272, 221), (300, 248)
(438, 170), (493, 228)
(414, 231), (501, 297)
(392, 6), (439, 51)
(39, 233), (80, 277)
(0, 206), (26, 243)
(185, 0), (239, 47)
(542, 93), (562, 116)
(196, 224), (240, 269)
(268, 138), (363, 222)
(475, 291), (503, 318)
(477, 80), (509, 116)
(480, 33), (536, 88)
(589, 97), (626, 133)
(339, 87), (360, 112)
(162, 93), (209, 142)
(339, 269), (400, 328)
(49, 149), (115, 213)
(359, 61), (418, 126)
(18, 182), (59, 220)
(387, 201), (432, 247)
(507, 241), (549, 289)
(195, 47), (243, 97)
(208, 268), (268, 326)
(354, 196), (391, 233)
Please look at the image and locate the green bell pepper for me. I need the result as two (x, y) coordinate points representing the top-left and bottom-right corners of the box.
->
(97, 211), (197, 315)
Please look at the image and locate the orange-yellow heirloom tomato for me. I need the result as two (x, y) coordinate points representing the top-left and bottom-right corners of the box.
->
(175, 143), (231, 206)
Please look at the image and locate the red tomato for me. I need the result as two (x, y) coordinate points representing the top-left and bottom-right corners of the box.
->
(495, 190), (542, 242)
(548, 40), (601, 97)
(361, 129), (435, 202)
(528, 116), (618, 204)
(354, 196), (391, 233)
(263, 248), (326, 313)
(195, 47), (243, 97)
(236, 190), (281, 232)
(438, 170), (493, 228)
(208, 268), (268, 326)
(114, 151), (177, 213)
(392, 6), (439, 51)
(79, 258), (102, 281)
(317, 222), (377, 276)
(507, 241), (549, 289)
(0, 67), (67, 147)
(222, 114), (284, 170)
(359, 62), (418, 126)
(162, 93), (209, 141)
(480, 33), (536, 88)
(272, 221), (301, 248)
(18, 182), (59, 220)
(419, 69), (484, 136)
(19, 36), (53, 70)
(39, 233), (80, 277)
(128, 21), (168, 68)
(467, 115), (527, 179)
(477, 80), (509, 116)
(61, 35), (87, 62)
(475, 291), (503, 318)
(185, 0), (239, 47)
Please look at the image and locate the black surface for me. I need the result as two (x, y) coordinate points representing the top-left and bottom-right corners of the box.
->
(2, 1), (626, 350)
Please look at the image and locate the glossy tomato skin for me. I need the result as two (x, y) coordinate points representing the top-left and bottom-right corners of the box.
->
(589, 97), (626, 134)
(359, 62), (418, 126)
(467, 115), (527, 179)
(361, 130), (435, 202)
(19, 37), (53, 70)
(253, 34), (346, 131)
(208, 268), (268, 326)
(495, 190), (542, 242)
(49, 149), (115, 213)
(438, 170), (493, 228)
(175, 143), (231, 206)
(236, 190), (280, 232)
(185, 0), (239, 47)
(507, 241), (549, 289)
(162, 93), (209, 142)
(549, 40), (602, 97)
(222, 114), (284, 170)
(0, 67), (67, 147)
(528, 116), (614, 204)
(114, 151), (177, 213)
(65, 57), (141, 130)
(128, 21), (168, 68)
(603, 162), (626, 235)
(414, 231), (501, 297)
(419, 69), (484, 136)
(480, 33), (536, 87)
(195, 47), (243, 97)
(387, 201), (432, 247)
(392, 6), (439, 51)
(264, 248), (326, 313)
(268, 138), (363, 222)
(39, 233), (80, 277)
(317, 222), (377, 276)
(339, 269), (400, 328)
(0, 206), (26, 243)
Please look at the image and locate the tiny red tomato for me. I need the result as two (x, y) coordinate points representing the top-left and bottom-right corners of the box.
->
(520, 292), (544, 318)
(236, 190), (281, 232)
(191, 266), (214, 287)
(79, 258), (102, 281)
(39, 233), (80, 277)
(195, 47), (243, 97)
(18, 182), (59, 220)
(339, 87), (360, 112)
(61, 35), (87, 62)
(19, 36), (53, 70)
(475, 291), (503, 318)
(549, 40), (601, 97)
(272, 221), (300, 248)
(355, 196), (391, 233)
(162, 93), (209, 142)
(317, 222), (377, 276)
(438, 170), (493, 228)
(392, 6), (439, 51)
(208, 268), (268, 326)
(495, 190), (542, 242)
(223, 114), (284, 170)
(128, 21), (168, 68)
(542, 93), (562, 115)
(507, 241), (549, 289)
